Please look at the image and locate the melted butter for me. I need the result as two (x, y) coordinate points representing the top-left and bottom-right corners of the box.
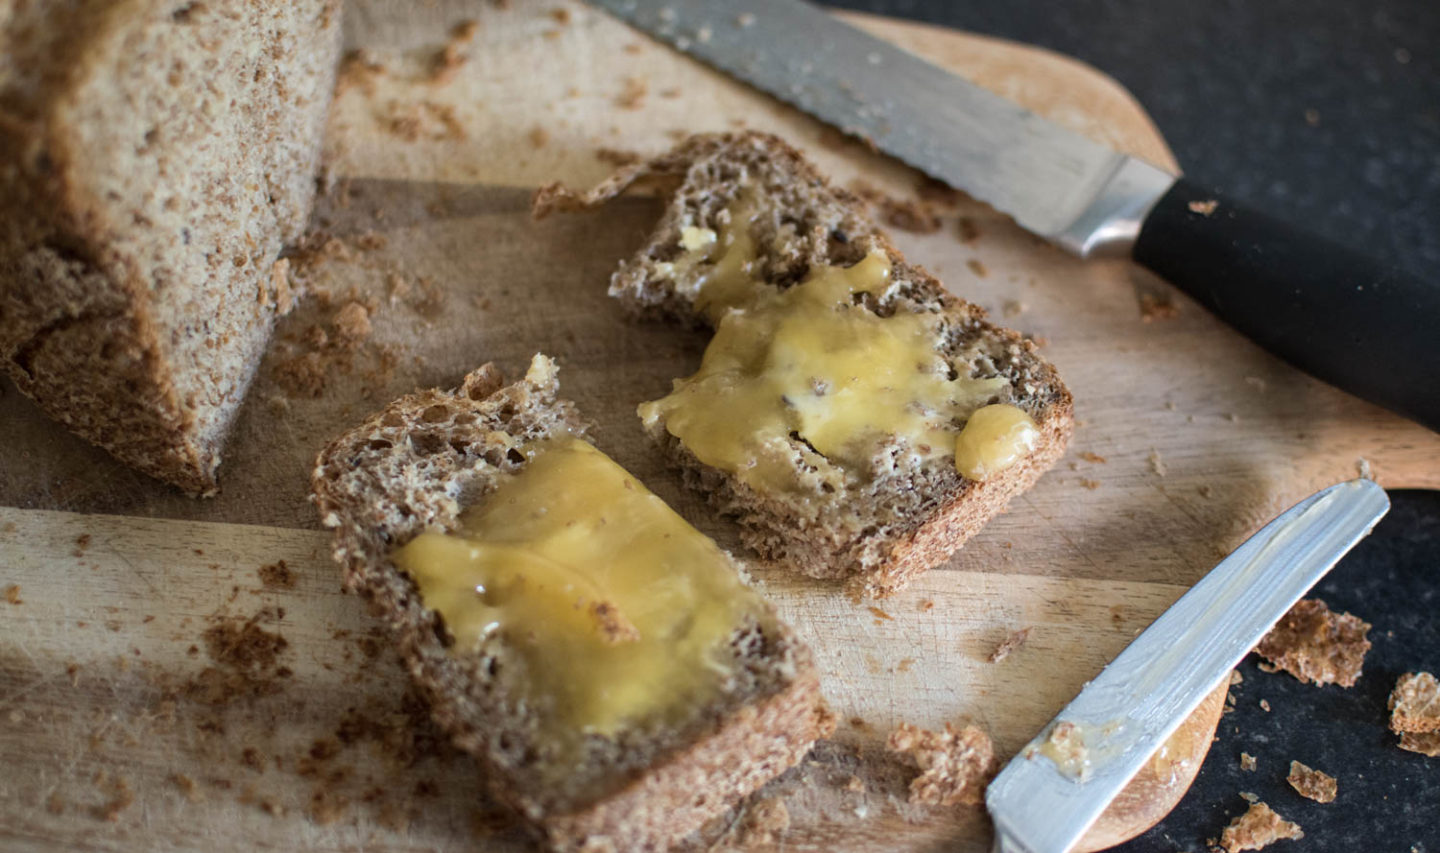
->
(953, 404), (1039, 481)
(391, 438), (769, 743)
(640, 199), (1008, 494)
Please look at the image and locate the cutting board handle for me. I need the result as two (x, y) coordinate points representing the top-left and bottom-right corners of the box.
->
(1133, 176), (1440, 433)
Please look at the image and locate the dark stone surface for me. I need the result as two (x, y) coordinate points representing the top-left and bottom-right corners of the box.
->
(822, 2), (1440, 849)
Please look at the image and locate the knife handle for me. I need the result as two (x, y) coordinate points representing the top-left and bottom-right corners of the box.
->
(1132, 177), (1440, 433)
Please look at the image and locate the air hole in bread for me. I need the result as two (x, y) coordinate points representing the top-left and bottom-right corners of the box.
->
(421, 405), (452, 423)
(411, 433), (444, 455)
(381, 412), (405, 428)
(449, 439), (470, 454)
(506, 448), (525, 465)
(366, 439), (392, 451)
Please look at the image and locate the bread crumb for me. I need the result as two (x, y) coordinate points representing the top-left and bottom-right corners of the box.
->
(73, 533), (92, 557)
(1389, 672), (1440, 733)
(1079, 451), (1107, 464)
(957, 217), (981, 243)
(257, 560), (296, 590)
(987, 627), (1031, 663)
(1260, 699), (1271, 712)
(896, 657), (915, 673)
(1139, 292), (1178, 322)
(887, 722), (996, 806)
(3, 584), (21, 605)
(742, 796), (790, 845)
(92, 775), (134, 822)
(843, 774), (866, 793)
(966, 258), (988, 278)
(335, 49), (386, 98)
(1079, 478), (1100, 490)
(1148, 448), (1167, 477)
(1230, 670), (1244, 686)
(1240, 752), (1256, 771)
(528, 126), (550, 148)
(868, 606), (892, 622)
(617, 76), (648, 109)
(736, 12), (756, 27)
(1357, 457), (1374, 480)
(332, 302), (373, 346)
(549, 7), (572, 24)
(1255, 598), (1370, 687)
(432, 20), (479, 84)
(1286, 760), (1336, 803)
(918, 598), (935, 612)
(1219, 801), (1303, 851)
(171, 773), (202, 803)
(1188, 199), (1219, 216)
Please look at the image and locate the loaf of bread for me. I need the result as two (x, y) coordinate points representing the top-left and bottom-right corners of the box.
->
(535, 132), (1073, 596)
(311, 355), (832, 852)
(0, 0), (342, 495)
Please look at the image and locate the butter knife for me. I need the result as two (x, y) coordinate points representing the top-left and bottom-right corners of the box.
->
(589, 0), (1440, 432)
(984, 478), (1388, 852)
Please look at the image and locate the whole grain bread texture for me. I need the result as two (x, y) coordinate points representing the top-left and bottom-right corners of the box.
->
(534, 132), (1073, 596)
(0, 0), (342, 495)
(311, 355), (833, 852)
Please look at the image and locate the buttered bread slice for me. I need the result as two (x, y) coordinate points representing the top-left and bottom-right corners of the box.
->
(535, 133), (1073, 596)
(312, 355), (831, 852)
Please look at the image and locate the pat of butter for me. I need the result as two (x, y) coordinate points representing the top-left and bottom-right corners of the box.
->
(391, 438), (770, 741)
(640, 198), (1009, 494)
(953, 404), (1039, 481)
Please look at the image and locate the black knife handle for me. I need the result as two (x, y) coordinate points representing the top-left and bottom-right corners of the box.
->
(1133, 177), (1440, 432)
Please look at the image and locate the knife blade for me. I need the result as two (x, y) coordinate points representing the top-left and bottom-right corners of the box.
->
(985, 478), (1389, 853)
(589, 0), (1440, 432)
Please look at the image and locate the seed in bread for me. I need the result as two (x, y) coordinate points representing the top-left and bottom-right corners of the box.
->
(0, 0), (342, 495)
(311, 355), (833, 852)
(533, 132), (1073, 596)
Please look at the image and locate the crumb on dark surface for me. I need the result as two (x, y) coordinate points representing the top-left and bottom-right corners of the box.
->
(1219, 801), (1303, 851)
(1286, 760), (1336, 803)
(1254, 598), (1370, 688)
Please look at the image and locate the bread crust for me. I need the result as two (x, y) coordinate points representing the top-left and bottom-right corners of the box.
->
(0, 0), (342, 495)
(536, 132), (1074, 596)
(311, 357), (832, 851)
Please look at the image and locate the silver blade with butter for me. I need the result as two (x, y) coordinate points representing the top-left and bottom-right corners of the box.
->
(589, 0), (1440, 433)
(986, 478), (1388, 853)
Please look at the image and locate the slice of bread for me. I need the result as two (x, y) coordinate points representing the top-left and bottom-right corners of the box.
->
(0, 0), (342, 495)
(311, 355), (832, 852)
(534, 132), (1073, 596)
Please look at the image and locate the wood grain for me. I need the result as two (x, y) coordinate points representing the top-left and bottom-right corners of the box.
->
(1, 1), (1435, 851)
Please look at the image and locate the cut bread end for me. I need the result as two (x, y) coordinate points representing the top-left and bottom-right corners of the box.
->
(535, 132), (1073, 596)
(311, 355), (832, 851)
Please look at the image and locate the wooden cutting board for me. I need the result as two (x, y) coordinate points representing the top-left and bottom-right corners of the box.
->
(2, 2), (1436, 851)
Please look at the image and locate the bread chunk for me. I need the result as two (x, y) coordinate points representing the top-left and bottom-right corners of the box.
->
(311, 355), (832, 852)
(535, 132), (1073, 596)
(887, 721), (997, 806)
(1253, 598), (1370, 687)
(0, 0), (342, 494)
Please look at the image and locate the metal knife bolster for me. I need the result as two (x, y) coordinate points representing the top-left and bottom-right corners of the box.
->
(986, 479), (1389, 853)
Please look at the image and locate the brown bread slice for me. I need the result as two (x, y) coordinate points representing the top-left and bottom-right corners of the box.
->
(311, 355), (832, 852)
(535, 132), (1073, 596)
(0, 0), (342, 495)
